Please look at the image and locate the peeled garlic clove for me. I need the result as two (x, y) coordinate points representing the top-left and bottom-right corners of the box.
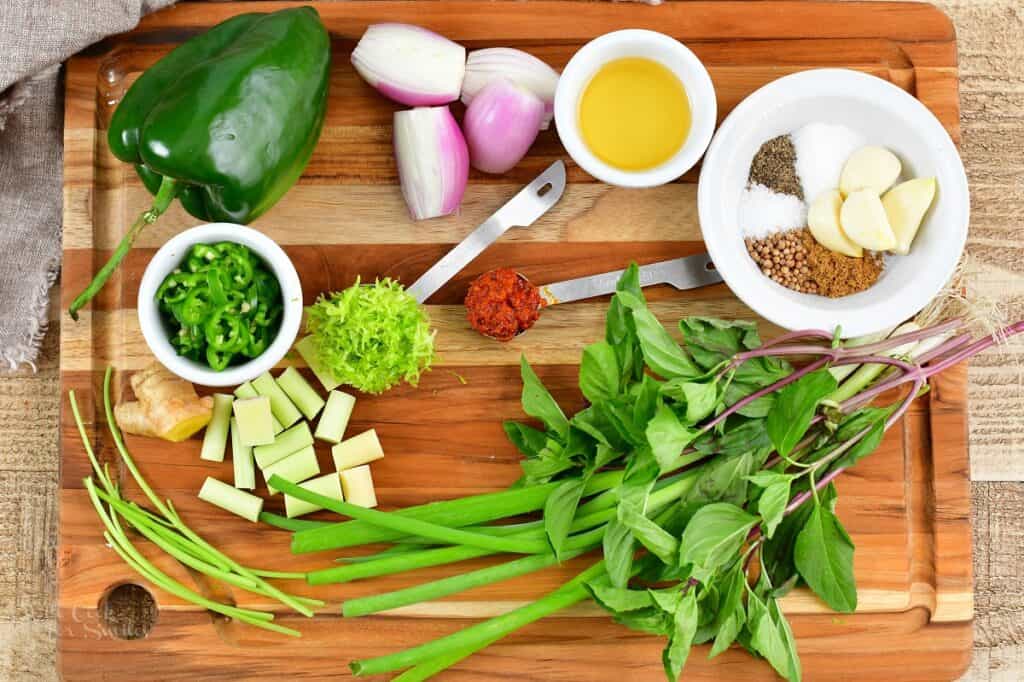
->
(839, 146), (902, 196)
(808, 189), (863, 258)
(351, 23), (466, 106)
(883, 177), (937, 255)
(840, 189), (898, 251)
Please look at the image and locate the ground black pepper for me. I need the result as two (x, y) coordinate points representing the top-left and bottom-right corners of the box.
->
(748, 134), (803, 200)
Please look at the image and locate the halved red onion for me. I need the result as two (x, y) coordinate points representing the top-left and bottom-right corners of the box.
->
(463, 79), (544, 175)
(393, 106), (469, 220)
(461, 48), (559, 129)
(352, 23), (466, 106)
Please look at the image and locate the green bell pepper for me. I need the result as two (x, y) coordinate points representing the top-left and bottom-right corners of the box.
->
(69, 7), (330, 319)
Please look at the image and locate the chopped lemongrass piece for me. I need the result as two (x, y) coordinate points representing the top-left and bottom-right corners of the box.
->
(234, 381), (257, 400)
(253, 422), (314, 470)
(235, 381), (284, 433)
(285, 473), (344, 518)
(276, 367), (325, 420)
(230, 418), (256, 490)
(264, 445), (320, 495)
(331, 429), (384, 471)
(339, 465), (378, 508)
(295, 335), (343, 391)
(233, 396), (275, 446)
(252, 372), (302, 428)
(200, 394), (233, 462)
(315, 390), (356, 444)
(198, 477), (264, 522)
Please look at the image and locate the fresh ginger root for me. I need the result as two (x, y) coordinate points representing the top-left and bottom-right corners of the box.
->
(114, 362), (214, 441)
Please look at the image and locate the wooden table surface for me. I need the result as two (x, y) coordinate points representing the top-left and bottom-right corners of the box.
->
(1, 0), (1021, 679)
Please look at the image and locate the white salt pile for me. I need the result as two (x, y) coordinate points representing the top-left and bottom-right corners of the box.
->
(791, 122), (866, 204)
(738, 183), (807, 239)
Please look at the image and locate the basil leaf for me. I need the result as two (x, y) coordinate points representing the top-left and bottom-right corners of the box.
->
(761, 484), (835, 587)
(693, 583), (721, 644)
(682, 381), (719, 423)
(748, 593), (796, 681)
(758, 479), (792, 539)
(519, 356), (569, 438)
(766, 370), (838, 456)
(632, 373), (662, 428)
(606, 264), (645, 384)
(562, 425), (597, 462)
(662, 589), (699, 681)
(693, 418), (772, 459)
(619, 446), (660, 501)
(662, 379), (719, 424)
(722, 355), (792, 419)
(586, 578), (655, 613)
(794, 503), (857, 612)
(543, 477), (586, 560)
(593, 443), (620, 470)
(645, 402), (699, 471)
(572, 406), (626, 451)
(733, 355), (791, 390)
(834, 406), (889, 441)
(617, 292), (702, 380)
(709, 563), (747, 658)
(679, 317), (762, 368)
(502, 421), (548, 457)
(519, 440), (575, 483)
(609, 607), (672, 636)
(597, 400), (646, 447)
(679, 503), (759, 573)
(689, 451), (755, 506)
(746, 470), (791, 488)
(580, 340), (620, 403)
(769, 598), (803, 682)
(604, 517), (635, 589)
(648, 587), (681, 615)
(831, 410), (888, 470)
(619, 501), (680, 565)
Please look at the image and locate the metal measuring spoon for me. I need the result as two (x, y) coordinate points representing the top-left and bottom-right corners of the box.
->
(406, 161), (567, 304)
(471, 254), (723, 341)
(536, 253), (722, 307)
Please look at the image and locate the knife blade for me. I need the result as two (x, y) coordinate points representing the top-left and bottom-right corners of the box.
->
(407, 161), (568, 304)
(537, 253), (722, 306)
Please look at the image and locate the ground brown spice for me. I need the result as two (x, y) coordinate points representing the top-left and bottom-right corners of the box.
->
(748, 134), (803, 199)
(746, 228), (884, 298)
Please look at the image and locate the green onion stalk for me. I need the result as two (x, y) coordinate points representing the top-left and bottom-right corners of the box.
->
(68, 367), (322, 637)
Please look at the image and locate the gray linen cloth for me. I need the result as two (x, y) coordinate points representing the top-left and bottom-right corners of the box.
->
(0, 0), (174, 369)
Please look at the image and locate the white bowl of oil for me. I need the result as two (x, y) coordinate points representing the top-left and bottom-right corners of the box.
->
(554, 29), (716, 188)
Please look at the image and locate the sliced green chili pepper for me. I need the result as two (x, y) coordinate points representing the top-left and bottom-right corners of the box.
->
(205, 306), (250, 352)
(156, 272), (202, 308)
(155, 241), (281, 371)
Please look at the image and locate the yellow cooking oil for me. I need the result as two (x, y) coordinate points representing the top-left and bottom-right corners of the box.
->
(578, 57), (691, 171)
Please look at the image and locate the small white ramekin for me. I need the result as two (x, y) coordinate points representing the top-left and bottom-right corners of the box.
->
(554, 29), (717, 188)
(138, 223), (303, 387)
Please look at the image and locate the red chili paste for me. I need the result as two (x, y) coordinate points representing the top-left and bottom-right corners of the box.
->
(465, 268), (543, 341)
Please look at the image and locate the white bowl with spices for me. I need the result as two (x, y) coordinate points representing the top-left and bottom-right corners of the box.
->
(698, 69), (969, 338)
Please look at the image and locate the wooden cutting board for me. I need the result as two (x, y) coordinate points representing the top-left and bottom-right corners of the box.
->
(59, 2), (971, 679)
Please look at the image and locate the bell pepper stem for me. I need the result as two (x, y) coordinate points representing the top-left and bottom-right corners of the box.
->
(68, 176), (179, 320)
